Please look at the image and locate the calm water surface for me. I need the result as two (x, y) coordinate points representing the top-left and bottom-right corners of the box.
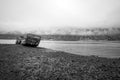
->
(0, 39), (120, 58)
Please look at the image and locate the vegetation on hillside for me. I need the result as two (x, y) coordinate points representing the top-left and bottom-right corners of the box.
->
(41, 34), (120, 41)
(0, 27), (120, 41)
(0, 34), (120, 41)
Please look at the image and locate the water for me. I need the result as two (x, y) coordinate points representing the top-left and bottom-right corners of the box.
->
(0, 39), (120, 58)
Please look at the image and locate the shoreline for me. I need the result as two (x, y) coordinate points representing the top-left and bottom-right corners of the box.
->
(0, 41), (120, 58)
(0, 44), (120, 80)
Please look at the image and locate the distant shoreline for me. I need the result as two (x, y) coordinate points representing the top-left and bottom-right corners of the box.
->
(0, 34), (120, 41)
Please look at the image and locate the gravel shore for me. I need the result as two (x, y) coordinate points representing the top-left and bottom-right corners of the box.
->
(0, 44), (120, 80)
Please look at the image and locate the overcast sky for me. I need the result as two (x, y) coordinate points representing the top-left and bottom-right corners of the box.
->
(0, 0), (120, 31)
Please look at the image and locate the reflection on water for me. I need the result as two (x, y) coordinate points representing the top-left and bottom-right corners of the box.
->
(0, 39), (16, 44)
(0, 39), (120, 58)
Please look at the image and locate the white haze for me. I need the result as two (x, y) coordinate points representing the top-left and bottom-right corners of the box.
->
(0, 0), (120, 32)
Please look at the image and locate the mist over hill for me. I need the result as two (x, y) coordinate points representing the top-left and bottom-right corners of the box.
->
(16, 27), (120, 35)
(0, 27), (120, 35)
(0, 27), (120, 41)
(43, 27), (120, 35)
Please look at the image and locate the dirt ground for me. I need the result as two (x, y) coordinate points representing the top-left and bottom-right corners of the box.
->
(0, 44), (120, 80)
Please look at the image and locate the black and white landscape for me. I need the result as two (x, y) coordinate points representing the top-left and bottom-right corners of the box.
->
(0, 0), (120, 80)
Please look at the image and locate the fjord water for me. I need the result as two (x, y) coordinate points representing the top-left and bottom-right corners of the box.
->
(0, 39), (120, 58)
(40, 40), (120, 58)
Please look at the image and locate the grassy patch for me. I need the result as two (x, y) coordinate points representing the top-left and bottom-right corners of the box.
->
(0, 44), (120, 80)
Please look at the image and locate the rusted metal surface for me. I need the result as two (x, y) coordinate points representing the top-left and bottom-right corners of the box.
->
(16, 34), (41, 47)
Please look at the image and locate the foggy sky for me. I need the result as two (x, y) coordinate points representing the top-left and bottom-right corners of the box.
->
(0, 0), (120, 32)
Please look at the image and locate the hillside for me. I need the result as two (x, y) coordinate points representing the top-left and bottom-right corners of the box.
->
(0, 34), (120, 41)
(0, 27), (120, 41)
